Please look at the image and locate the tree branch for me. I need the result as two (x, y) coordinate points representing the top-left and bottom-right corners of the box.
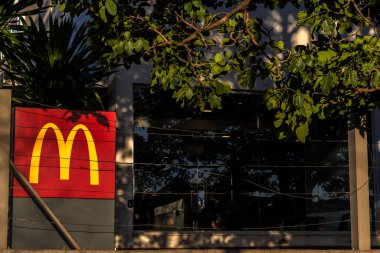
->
(175, 12), (200, 31)
(349, 0), (379, 37)
(177, 0), (251, 46)
(356, 87), (380, 93)
(243, 10), (259, 47)
(337, 25), (361, 43)
(152, 27), (172, 45)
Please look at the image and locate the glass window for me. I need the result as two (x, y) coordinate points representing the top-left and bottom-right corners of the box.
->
(133, 86), (349, 231)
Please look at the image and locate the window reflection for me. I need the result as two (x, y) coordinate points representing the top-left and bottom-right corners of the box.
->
(133, 86), (349, 231)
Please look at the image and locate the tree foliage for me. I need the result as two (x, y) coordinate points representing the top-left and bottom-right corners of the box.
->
(54, 0), (380, 141)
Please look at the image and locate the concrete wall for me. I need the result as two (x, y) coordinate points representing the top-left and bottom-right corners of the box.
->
(1, 249), (380, 253)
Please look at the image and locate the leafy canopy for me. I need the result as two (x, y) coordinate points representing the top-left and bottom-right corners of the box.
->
(54, 0), (380, 142)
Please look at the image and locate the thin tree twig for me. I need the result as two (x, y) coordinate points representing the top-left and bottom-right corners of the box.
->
(356, 87), (380, 93)
(243, 10), (260, 47)
(350, 0), (379, 37)
(175, 12), (200, 31)
(176, 0), (251, 46)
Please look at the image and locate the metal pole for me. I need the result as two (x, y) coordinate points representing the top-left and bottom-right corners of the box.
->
(0, 89), (11, 249)
(10, 160), (81, 250)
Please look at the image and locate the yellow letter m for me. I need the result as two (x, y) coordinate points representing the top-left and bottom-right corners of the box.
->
(29, 123), (99, 185)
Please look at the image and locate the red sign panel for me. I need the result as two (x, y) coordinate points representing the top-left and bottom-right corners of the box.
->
(13, 108), (116, 199)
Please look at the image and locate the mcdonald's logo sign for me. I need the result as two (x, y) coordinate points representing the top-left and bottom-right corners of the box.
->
(29, 123), (100, 185)
(13, 108), (116, 199)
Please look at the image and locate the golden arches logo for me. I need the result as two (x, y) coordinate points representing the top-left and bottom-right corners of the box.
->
(29, 123), (99, 185)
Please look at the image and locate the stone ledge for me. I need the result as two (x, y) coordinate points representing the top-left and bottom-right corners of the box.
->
(0, 250), (380, 253)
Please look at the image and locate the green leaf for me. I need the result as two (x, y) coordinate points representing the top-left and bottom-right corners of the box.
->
(194, 40), (203, 46)
(215, 82), (231, 95)
(279, 131), (286, 140)
(196, 8), (206, 21)
(274, 118), (283, 128)
(59, 2), (67, 12)
(297, 11), (307, 20)
(211, 65), (222, 76)
(222, 38), (231, 44)
(274, 112), (285, 128)
(124, 41), (134, 55)
(214, 53), (223, 63)
(156, 35), (164, 43)
(184, 2), (193, 13)
(271, 40), (285, 53)
(185, 88), (194, 100)
(360, 98), (366, 106)
(224, 50), (232, 58)
(228, 19), (238, 27)
(296, 123), (309, 143)
(318, 107), (326, 120)
(168, 66), (176, 78)
(300, 102), (313, 118)
(349, 70), (358, 87)
(278, 40), (284, 50)
(312, 104), (320, 113)
(355, 36), (364, 46)
(293, 93), (304, 108)
(340, 52), (355, 61)
(207, 39), (216, 46)
(362, 61), (374, 73)
(371, 71), (380, 87)
(266, 97), (279, 110)
(304, 56), (314, 67)
(94, 91), (106, 111)
(143, 40), (150, 51)
(364, 35), (378, 47)
(321, 18), (334, 37)
(281, 102), (287, 111)
(105, 0), (117, 16)
(289, 57), (305, 73)
(123, 31), (131, 40)
(317, 49), (337, 65)
(192, 0), (201, 8)
(208, 93), (222, 109)
(135, 38), (144, 52)
(99, 6), (107, 23)
(223, 64), (231, 72)
(320, 73), (336, 95)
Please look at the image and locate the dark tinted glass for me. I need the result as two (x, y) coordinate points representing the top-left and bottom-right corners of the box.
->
(133, 86), (349, 231)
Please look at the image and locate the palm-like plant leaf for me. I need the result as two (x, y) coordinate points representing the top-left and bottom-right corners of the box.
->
(0, 0), (42, 60)
(2, 14), (110, 109)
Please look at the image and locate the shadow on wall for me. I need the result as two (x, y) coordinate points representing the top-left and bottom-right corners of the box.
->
(260, 4), (310, 47)
(112, 62), (153, 248)
(65, 110), (112, 127)
(211, 4), (310, 90)
(252, 4), (310, 91)
(131, 230), (351, 249)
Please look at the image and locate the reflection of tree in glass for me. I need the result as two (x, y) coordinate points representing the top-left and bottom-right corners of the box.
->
(306, 143), (349, 204)
(134, 132), (194, 193)
(133, 87), (350, 231)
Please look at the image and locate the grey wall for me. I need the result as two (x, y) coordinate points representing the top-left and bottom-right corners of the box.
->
(11, 198), (114, 250)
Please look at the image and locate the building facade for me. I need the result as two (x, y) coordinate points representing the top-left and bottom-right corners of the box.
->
(2, 1), (380, 250)
(109, 81), (378, 249)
